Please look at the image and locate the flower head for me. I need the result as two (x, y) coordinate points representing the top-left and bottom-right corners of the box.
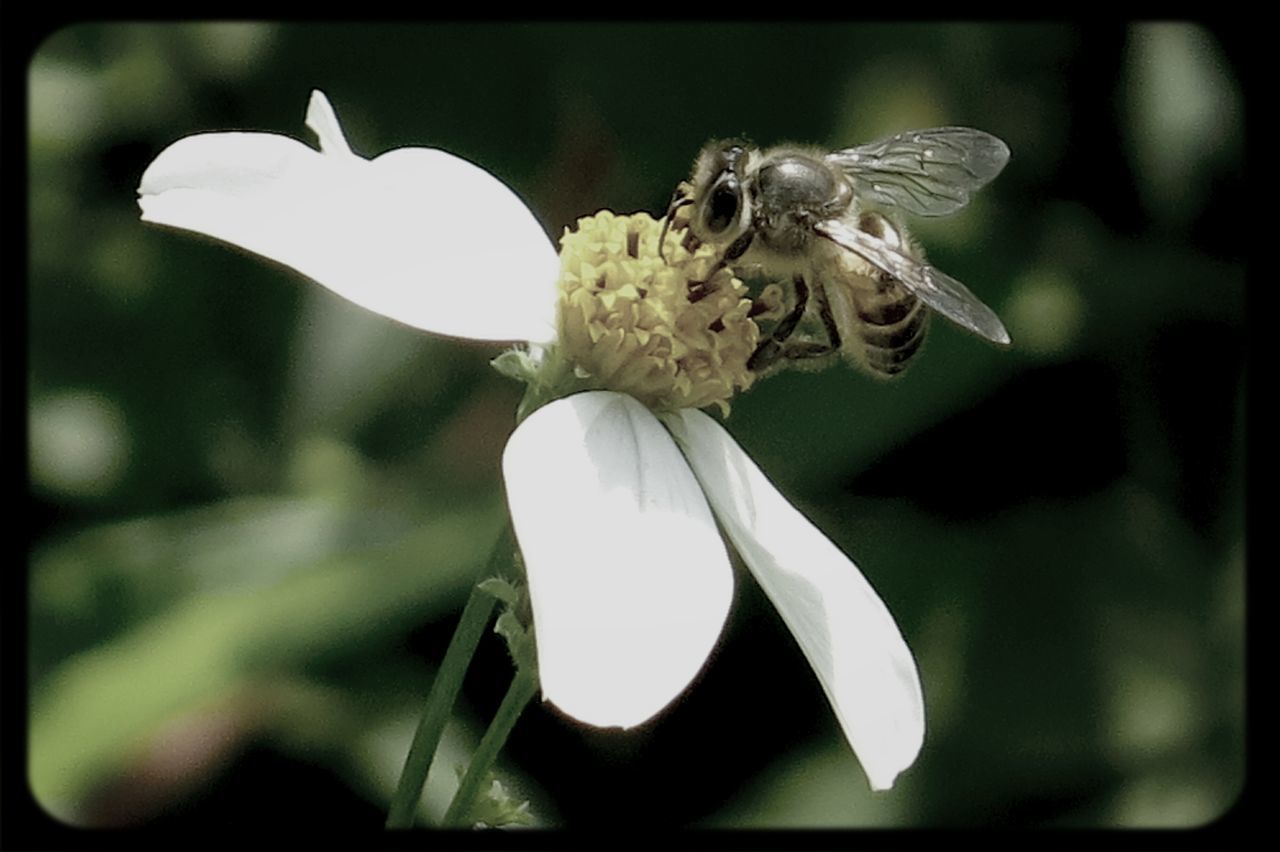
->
(557, 210), (758, 414)
(138, 90), (924, 790)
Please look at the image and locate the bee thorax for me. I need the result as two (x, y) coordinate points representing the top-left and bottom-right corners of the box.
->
(754, 154), (852, 255)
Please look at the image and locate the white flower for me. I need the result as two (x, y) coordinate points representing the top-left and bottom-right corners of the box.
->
(138, 90), (560, 344)
(138, 90), (925, 791)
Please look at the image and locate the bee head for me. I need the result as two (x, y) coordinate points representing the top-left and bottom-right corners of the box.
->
(688, 139), (755, 246)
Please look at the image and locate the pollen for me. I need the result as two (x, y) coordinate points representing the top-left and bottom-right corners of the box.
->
(556, 211), (758, 415)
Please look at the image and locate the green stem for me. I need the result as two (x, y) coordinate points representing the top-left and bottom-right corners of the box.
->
(441, 663), (539, 827)
(385, 583), (497, 828)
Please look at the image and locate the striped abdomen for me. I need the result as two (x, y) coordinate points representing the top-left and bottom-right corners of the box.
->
(846, 211), (928, 377)
(850, 276), (928, 377)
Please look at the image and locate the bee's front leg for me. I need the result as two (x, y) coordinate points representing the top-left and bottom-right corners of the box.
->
(688, 232), (754, 303)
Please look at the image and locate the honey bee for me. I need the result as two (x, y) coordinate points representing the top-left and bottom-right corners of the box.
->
(661, 127), (1011, 377)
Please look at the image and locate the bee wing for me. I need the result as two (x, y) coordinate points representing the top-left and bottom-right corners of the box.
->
(825, 127), (1010, 217)
(816, 218), (1011, 345)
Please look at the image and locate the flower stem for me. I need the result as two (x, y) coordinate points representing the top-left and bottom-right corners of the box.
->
(441, 663), (539, 827)
(385, 580), (498, 828)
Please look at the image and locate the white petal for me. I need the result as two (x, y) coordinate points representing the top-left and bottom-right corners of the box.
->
(664, 409), (924, 791)
(138, 90), (559, 344)
(502, 392), (733, 728)
(303, 89), (356, 158)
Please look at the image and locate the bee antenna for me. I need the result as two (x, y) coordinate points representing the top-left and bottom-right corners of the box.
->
(659, 189), (694, 264)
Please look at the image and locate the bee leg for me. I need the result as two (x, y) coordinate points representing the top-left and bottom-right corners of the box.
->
(780, 283), (843, 365)
(659, 187), (694, 263)
(723, 231), (754, 262)
(749, 278), (842, 374)
(689, 232), (754, 303)
(811, 282), (842, 351)
(748, 275), (811, 372)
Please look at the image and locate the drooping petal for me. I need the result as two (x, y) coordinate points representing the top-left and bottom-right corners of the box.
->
(502, 392), (733, 728)
(663, 409), (924, 791)
(138, 90), (559, 344)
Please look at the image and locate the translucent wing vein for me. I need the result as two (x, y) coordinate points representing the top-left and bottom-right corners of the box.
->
(817, 219), (1010, 345)
(827, 127), (1010, 217)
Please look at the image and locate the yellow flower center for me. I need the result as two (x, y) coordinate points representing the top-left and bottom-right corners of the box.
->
(555, 211), (758, 415)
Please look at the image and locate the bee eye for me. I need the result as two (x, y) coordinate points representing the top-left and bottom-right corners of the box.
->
(703, 176), (741, 235)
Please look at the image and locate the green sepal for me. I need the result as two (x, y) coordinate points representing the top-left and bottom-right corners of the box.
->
(452, 767), (535, 828)
(489, 347), (542, 384)
(494, 609), (536, 673)
(477, 576), (519, 606)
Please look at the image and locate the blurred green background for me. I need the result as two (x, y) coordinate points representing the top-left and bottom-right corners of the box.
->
(26, 23), (1243, 829)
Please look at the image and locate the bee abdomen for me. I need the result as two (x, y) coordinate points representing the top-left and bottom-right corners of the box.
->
(853, 284), (928, 377)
